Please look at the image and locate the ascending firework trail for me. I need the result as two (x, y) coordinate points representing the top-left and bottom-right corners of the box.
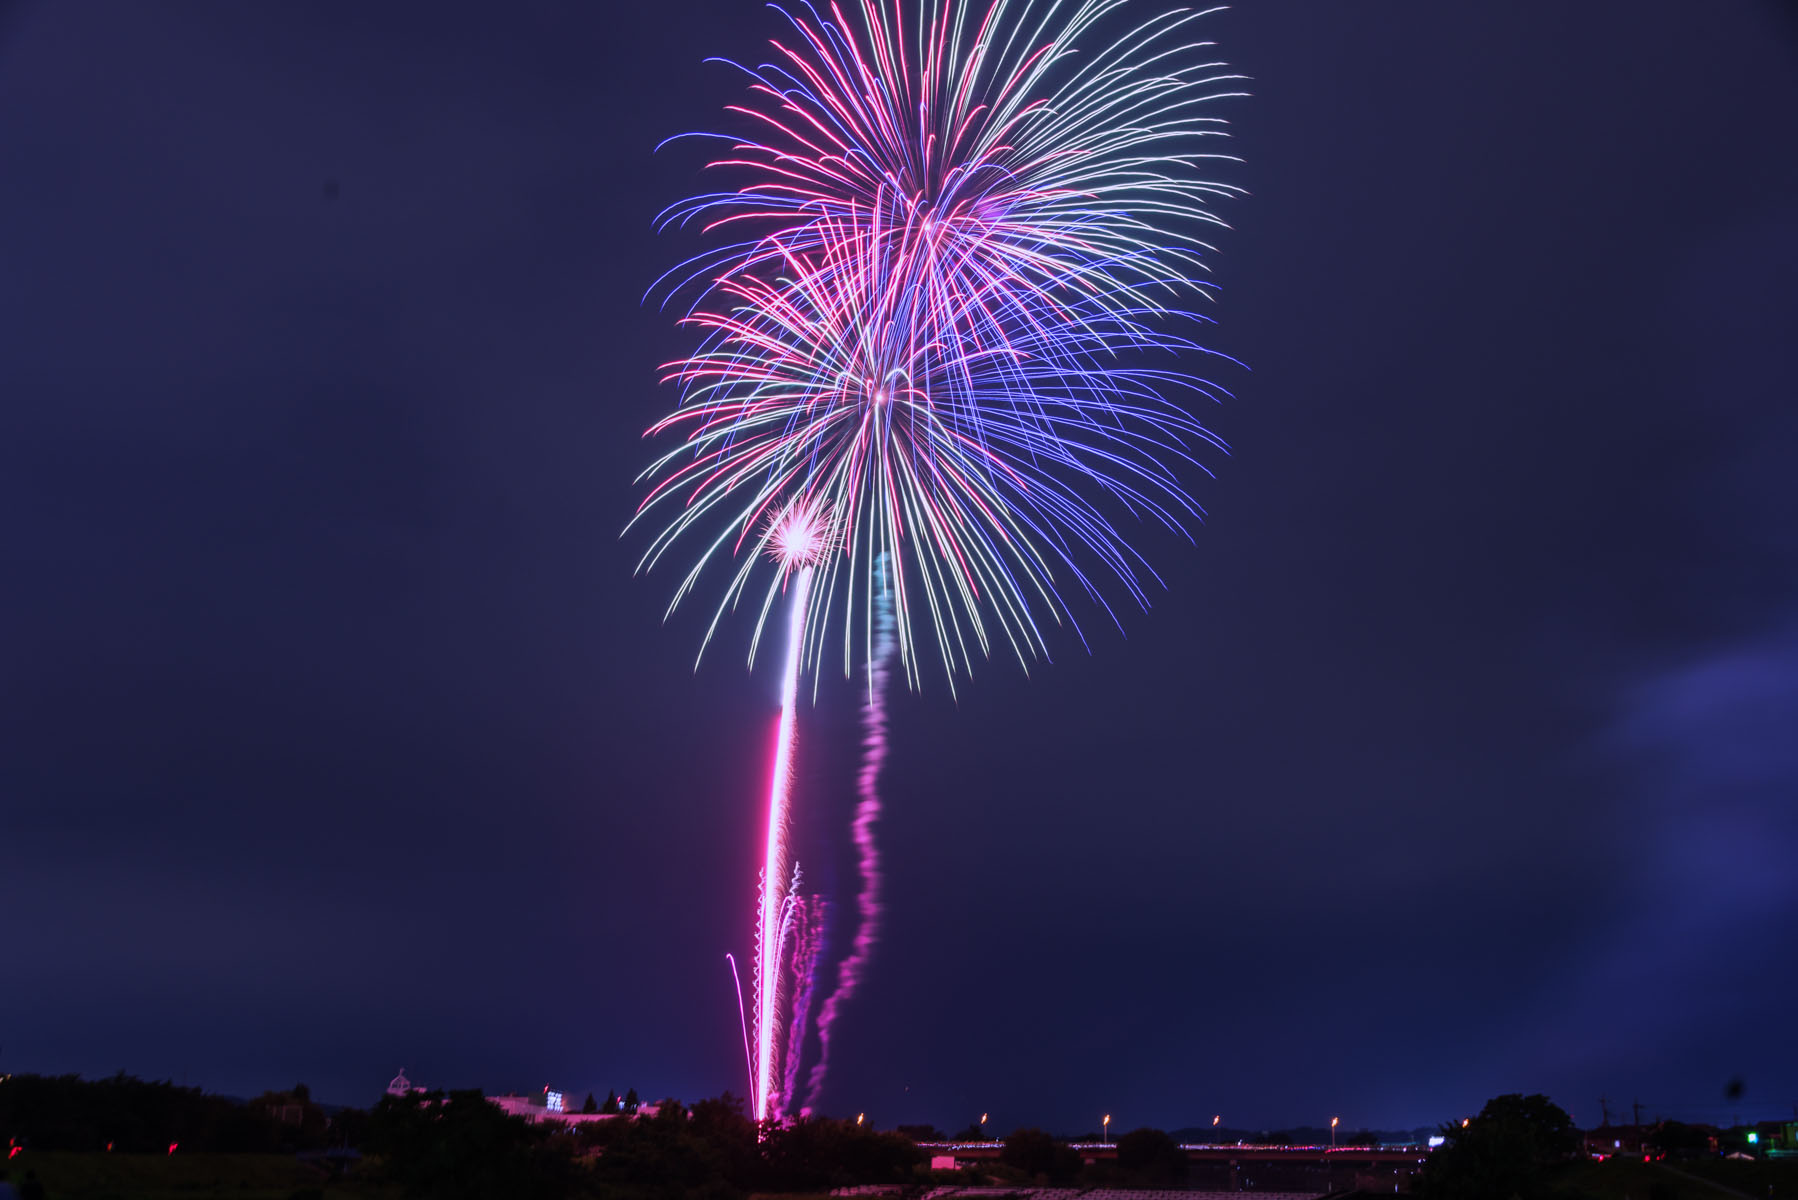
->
(633, 0), (1245, 1120)
(752, 502), (827, 1121)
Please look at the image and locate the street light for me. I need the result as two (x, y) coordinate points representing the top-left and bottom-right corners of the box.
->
(1102, 1114), (1111, 1145)
(1331, 1116), (1339, 1148)
(856, 1113), (864, 1126)
(980, 1113), (988, 1140)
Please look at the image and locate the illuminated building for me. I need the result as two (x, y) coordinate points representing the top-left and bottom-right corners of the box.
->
(485, 1087), (660, 1127)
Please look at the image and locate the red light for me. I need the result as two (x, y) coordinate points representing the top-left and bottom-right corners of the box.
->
(168, 1142), (179, 1155)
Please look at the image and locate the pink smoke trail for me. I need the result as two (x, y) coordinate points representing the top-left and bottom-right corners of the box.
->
(754, 563), (812, 1123)
(803, 563), (895, 1110)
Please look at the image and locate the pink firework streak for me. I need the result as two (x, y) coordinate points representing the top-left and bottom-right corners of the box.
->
(753, 499), (831, 1123)
(803, 562), (896, 1111)
(753, 564), (810, 1122)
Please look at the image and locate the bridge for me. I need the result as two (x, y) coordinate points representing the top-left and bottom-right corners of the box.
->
(919, 1142), (1432, 1166)
(915, 1142), (1432, 1194)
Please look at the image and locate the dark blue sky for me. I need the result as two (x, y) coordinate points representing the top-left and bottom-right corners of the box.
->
(2, 0), (1795, 1133)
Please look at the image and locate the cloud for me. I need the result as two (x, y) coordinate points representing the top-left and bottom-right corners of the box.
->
(1506, 627), (1798, 1095)
(1613, 629), (1798, 916)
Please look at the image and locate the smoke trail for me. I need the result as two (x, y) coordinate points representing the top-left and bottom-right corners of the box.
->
(802, 559), (895, 1110)
(754, 565), (812, 1122)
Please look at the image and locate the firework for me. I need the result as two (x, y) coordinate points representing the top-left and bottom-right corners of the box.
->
(781, 894), (824, 1111)
(752, 575), (805, 1120)
(637, 216), (1229, 691)
(748, 500), (832, 1121)
(637, 0), (1243, 1119)
(657, 0), (1245, 390)
(640, 0), (1241, 683)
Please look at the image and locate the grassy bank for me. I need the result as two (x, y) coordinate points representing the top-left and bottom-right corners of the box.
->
(1552, 1155), (1798, 1199)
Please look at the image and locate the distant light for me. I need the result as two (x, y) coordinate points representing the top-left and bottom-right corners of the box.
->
(167, 1142), (179, 1155)
(547, 1091), (565, 1113)
(1213, 1116), (1222, 1126)
(857, 1113), (865, 1125)
(1462, 1119), (1470, 1128)
(1748, 1133), (1759, 1145)
(1332, 1118), (1340, 1128)
(1428, 1136), (1446, 1148)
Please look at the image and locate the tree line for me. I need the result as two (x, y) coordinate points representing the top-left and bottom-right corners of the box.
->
(0, 1073), (337, 1154)
(10, 1075), (1775, 1200)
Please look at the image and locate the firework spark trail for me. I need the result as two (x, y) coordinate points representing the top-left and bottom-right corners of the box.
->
(726, 952), (754, 1100)
(803, 556), (896, 1111)
(781, 894), (824, 1111)
(769, 876), (811, 1116)
(754, 563), (812, 1122)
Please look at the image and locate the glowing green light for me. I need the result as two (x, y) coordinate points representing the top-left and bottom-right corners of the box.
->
(1747, 1133), (1759, 1144)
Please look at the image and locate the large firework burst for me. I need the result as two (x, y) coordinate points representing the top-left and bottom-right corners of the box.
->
(637, 0), (1243, 683)
(633, 0), (1244, 1122)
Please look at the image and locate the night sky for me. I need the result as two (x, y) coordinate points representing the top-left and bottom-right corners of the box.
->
(3, 0), (1796, 1134)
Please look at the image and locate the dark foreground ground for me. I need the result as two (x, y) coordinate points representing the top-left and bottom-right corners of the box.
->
(1550, 1156), (1797, 1200)
(2, 1151), (406, 1200)
(5, 1150), (1795, 1200)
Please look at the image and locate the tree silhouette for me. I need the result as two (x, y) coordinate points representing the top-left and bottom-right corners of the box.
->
(1116, 1126), (1186, 1183)
(1000, 1128), (1082, 1183)
(1416, 1093), (1578, 1200)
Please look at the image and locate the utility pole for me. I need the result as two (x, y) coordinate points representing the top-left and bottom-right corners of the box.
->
(1600, 1097), (1612, 1127)
(1633, 1101), (1642, 1128)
